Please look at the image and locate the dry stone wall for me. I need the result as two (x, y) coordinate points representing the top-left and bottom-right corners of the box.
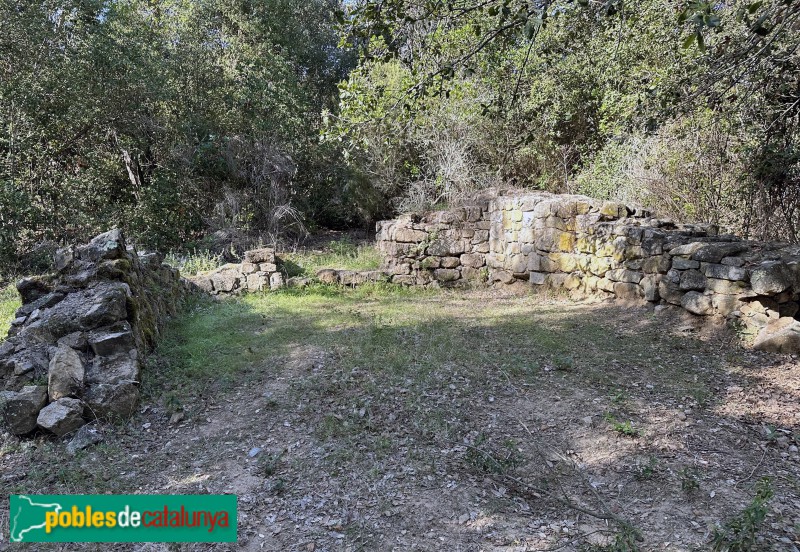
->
(0, 230), (186, 436)
(189, 248), (286, 295)
(190, 249), (394, 294)
(377, 191), (800, 354)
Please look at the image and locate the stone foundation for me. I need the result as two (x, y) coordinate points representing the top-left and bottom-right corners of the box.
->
(377, 191), (800, 353)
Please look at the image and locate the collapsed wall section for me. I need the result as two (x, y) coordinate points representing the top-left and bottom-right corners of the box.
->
(378, 192), (800, 354)
(0, 230), (186, 436)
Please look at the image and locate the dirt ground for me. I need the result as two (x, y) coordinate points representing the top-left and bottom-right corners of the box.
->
(1, 288), (798, 551)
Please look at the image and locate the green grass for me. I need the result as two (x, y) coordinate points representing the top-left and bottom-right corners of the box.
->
(604, 414), (641, 437)
(282, 237), (383, 277)
(149, 284), (728, 404)
(164, 249), (225, 276)
(164, 237), (383, 279)
(146, 284), (727, 431)
(0, 283), (21, 340)
(144, 283), (435, 399)
(711, 478), (774, 551)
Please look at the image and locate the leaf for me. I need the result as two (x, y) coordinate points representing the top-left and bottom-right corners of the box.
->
(523, 20), (536, 40)
(751, 13), (770, 34)
(682, 33), (697, 49)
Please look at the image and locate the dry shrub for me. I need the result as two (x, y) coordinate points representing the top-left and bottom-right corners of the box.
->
(207, 137), (308, 249)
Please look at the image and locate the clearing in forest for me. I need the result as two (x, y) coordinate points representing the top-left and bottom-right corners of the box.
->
(1, 285), (798, 551)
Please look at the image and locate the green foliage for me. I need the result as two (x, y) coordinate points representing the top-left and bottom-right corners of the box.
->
(679, 467), (701, 493)
(257, 450), (286, 477)
(581, 525), (641, 552)
(711, 478), (774, 551)
(0, 0), (353, 263)
(604, 413), (641, 437)
(335, 0), (800, 241)
(282, 238), (383, 277)
(164, 250), (225, 277)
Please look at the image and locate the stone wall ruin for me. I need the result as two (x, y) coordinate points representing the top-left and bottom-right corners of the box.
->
(0, 230), (186, 436)
(377, 191), (800, 354)
(189, 247), (287, 295)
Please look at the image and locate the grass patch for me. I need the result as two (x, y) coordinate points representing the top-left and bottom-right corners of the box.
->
(164, 249), (225, 276)
(147, 285), (725, 417)
(604, 413), (641, 437)
(711, 478), (774, 551)
(282, 237), (383, 277)
(0, 283), (21, 340)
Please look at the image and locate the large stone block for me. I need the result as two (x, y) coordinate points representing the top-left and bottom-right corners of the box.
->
(750, 261), (795, 296)
(88, 355), (140, 386)
(473, 242), (490, 254)
(88, 327), (134, 357)
(679, 269), (707, 291)
(712, 294), (742, 316)
(705, 278), (749, 295)
(244, 248), (276, 264)
(588, 257), (613, 277)
(527, 254), (543, 272)
(681, 291), (713, 315)
(754, 317), (800, 353)
(460, 267), (485, 281)
(564, 274), (582, 290)
(434, 269), (460, 282)
(0, 386), (48, 435)
(597, 278), (615, 293)
(607, 269), (643, 284)
(669, 242), (706, 257)
(491, 270), (515, 285)
(550, 253), (578, 273)
(535, 229), (576, 253)
(79, 283), (129, 330)
(659, 281), (684, 306)
(510, 254), (527, 274)
(241, 262), (259, 274)
(530, 272), (547, 285)
(427, 238), (466, 256)
(317, 269), (338, 284)
(613, 282), (643, 300)
(48, 345), (85, 401)
(692, 243), (749, 263)
(37, 397), (85, 437)
(394, 227), (428, 243)
(438, 256), (459, 269)
(392, 275), (415, 285)
(246, 272), (270, 291)
(702, 263), (747, 282)
(85, 382), (138, 420)
(600, 201), (628, 220)
(210, 270), (240, 293)
(672, 257), (700, 270)
(270, 272), (285, 290)
(641, 275), (660, 302)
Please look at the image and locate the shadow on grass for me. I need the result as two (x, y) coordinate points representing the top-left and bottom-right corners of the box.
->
(133, 285), (800, 549)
